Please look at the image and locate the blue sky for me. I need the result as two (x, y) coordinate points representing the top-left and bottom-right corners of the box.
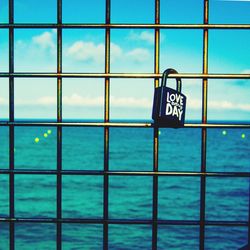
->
(0, 0), (249, 121)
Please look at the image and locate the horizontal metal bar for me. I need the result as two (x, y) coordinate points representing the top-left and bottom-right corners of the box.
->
(0, 23), (250, 29)
(158, 220), (250, 227)
(0, 218), (153, 224)
(0, 121), (152, 127)
(0, 121), (249, 128)
(0, 73), (250, 79)
(0, 218), (248, 227)
(0, 169), (249, 177)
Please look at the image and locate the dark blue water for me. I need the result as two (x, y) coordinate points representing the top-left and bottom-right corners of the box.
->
(0, 125), (249, 249)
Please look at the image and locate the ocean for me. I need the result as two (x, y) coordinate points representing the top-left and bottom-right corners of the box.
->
(0, 124), (249, 249)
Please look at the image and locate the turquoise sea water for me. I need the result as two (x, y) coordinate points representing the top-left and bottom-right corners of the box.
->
(0, 124), (249, 249)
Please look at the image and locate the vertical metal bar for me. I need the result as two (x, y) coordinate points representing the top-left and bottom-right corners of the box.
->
(57, 1), (62, 249)
(248, 179), (250, 246)
(152, 0), (160, 249)
(200, 0), (209, 249)
(9, 0), (15, 249)
(104, 0), (110, 249)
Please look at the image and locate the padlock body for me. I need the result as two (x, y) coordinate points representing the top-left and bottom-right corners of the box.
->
(152, 86), (186, 127)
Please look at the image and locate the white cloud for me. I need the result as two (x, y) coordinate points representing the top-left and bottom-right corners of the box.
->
(66, 41), (123, 63)
(238, 104), (250, 111)
(110, 96), (151, 108)
(128, 31), (154, 44)
(187, 99), (201, 110)
(126, 48), (151, 62)
(15, 30), (57, 53)
(14, 30), (57, 72)
(32, 30), (56, 50)
(63, 94), (151, 108)
(188, 98), (250, 112)
(241, 69), (250, 74)
(11, 94), (151, 109)
(110, 42), (123, 60)
(0, 97), (7, 105)
(16, 40), (26, 48)
(11, 97), (56, 106)
(37, 96), (56, 106)
(209, 100), (234, 110)
(63, 94), (103, 107)
(3, 94), (250, 112)
(66, 41), (105, 63)
(66, 39), (151, 63)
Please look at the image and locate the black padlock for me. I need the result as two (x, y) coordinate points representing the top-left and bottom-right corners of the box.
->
(152, 68), (186, 127)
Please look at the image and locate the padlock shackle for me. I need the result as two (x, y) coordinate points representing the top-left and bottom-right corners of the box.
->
(161, 68), (182, 92)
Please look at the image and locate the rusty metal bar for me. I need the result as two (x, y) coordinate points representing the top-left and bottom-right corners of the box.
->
(152, 0), (160, 248)
(0, 72), (248, 79)
(103, 0), (111, 249)
(1, 23), (250, 29)
(8, 0), (15, 249)
(249, 180), (250, 246)
(56, 1), (62, 250)
(1, 170), (250, 177)
(200, 0), (209, 249)
(0, 72), (249, 79)
(0, 218), (249, 227)
(0, 121), (249, 128)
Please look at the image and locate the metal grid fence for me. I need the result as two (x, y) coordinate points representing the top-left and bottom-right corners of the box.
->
(0, 0), (250, 249)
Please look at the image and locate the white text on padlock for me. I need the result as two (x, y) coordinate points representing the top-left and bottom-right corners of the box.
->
(166, 92), (184, 106)
(166, 103), (183, 121)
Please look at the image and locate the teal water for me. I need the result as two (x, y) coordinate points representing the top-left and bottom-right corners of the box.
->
(0, 126), (249, 249)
